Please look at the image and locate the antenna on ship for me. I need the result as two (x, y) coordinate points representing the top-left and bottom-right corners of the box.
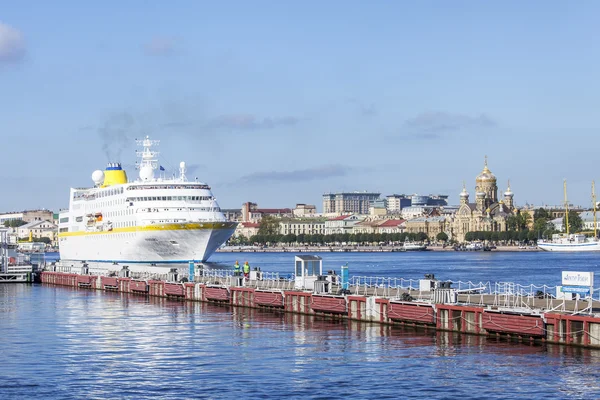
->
(564, 179), (569, 235)
(179, 161), (187, 182)
(593, 180), (597, 238)
(136, 135), (160, 181)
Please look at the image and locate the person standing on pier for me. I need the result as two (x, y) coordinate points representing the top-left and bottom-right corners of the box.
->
(243, 261), (250, 279)
(234, 261), (240, 276)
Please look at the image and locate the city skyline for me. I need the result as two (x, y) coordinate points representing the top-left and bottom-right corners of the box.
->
(2, 1), (600, 212)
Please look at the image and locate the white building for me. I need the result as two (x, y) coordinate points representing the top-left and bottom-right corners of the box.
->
(385, 195), (411, 213)
(324, 215), (363, 235)
(16, 220), (57, 243)
(293, 204), (317, 217)
(579, 211), (600, 231)
(401, 206), (434, 220)
(279, 219), (325, 236)
(550, 217), (564, 232)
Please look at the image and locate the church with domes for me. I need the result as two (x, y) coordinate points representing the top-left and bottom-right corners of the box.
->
(451, 158), (516, 242)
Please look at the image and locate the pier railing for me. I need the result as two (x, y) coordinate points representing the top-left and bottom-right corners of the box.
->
(192, 268), (294, 290)
(348, 276), (600, 312)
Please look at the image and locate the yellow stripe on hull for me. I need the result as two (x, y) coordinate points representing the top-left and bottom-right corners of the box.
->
(58, 222), (237, 237)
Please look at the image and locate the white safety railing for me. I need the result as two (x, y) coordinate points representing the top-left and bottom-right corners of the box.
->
(347, 276), (600, 312)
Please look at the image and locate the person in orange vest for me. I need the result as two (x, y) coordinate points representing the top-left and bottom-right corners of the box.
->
(243, 261), (250, 279)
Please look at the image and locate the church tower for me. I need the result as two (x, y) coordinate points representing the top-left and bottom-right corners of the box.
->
(504, 180), (514, 209)
(459, 181), (469, 205)
(475, 156), (498, 209)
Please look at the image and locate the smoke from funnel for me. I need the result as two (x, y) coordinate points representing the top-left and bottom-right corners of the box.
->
(98, 112), (137, 161)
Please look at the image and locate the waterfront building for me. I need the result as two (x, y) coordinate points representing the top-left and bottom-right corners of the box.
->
(438, 206), (459, 217)
(426, 195), (449, 206)
(279, 219), (326, 236)
(450, 158), (517, 242)
(324, 215), (363, 235)
(385, 194), (411, 213)
(377, 219), (406, 234)
(369, 199), (388, 217)
(0, 209), (54, 225)
(350, 218), (407, 235)
(322, 192), (380, 215)
(524, 205), (587, 219)
(16, 220), (57, 244)
(405, 216), (447, 239)
(401, 205), (434, 220)
(293, 204), (317, 217)
(385, 194), (448, 214)
(235, 222), (260, 238)
(578, 211), (599, 232)
(241, 202), (293, 222)
(549, 217), (564, 232)
(352, 220), (382, 234)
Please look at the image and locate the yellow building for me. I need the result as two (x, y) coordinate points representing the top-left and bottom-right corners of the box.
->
(451, 158), (516, 242)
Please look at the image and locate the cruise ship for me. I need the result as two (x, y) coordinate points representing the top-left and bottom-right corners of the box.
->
(57, 136), (237, 265)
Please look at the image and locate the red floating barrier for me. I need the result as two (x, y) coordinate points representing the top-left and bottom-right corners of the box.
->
(311, 295), (347, 314)
(482, 312), (544, 337)
(101, 276), (118, 290)
(130, 280), (148, 293)
(254, 290), (284, 308)
(164, 282), (184, 297)
(388, 302), (435, 325)
(204, 286), (230, 302)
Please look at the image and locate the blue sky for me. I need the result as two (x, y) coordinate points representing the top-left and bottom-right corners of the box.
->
(1, 1), (599, 212)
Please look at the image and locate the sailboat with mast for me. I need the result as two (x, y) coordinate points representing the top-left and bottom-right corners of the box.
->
(537, 180), (600, 252)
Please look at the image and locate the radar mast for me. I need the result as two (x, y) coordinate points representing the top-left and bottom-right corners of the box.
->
(136, 136), (160, 170)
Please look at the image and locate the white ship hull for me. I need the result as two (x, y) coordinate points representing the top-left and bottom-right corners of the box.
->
(403, 243), (427, 251)
(60, 223), (236, 264)
(537, 240), (600, 252)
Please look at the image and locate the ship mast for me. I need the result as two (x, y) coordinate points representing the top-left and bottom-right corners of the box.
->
(564, 179), (569, 235)
(593, 180), (597, 238)
(136, 136), (160, 170)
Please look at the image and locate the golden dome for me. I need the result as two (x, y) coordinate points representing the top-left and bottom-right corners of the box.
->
(476, 156), (496, 183)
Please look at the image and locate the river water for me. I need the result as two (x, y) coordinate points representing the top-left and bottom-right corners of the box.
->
(2, 252), (600, 399)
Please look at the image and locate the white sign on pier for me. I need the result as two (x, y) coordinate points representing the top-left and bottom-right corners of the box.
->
(562, 271), (594, 287)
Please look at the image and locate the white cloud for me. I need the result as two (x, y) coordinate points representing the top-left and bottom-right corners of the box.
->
(0, 22), (26, 63)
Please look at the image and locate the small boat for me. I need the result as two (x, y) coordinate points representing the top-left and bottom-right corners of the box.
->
(403, 242), (427, 251)
(537, 180), (600, 252)
(465, 242), (484, 251)
(538, 234), (600, 252)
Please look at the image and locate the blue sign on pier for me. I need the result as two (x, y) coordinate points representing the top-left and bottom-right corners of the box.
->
(561, 286), (591, 295)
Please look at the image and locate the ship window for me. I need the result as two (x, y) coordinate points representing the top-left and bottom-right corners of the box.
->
(162, 197), (167, 201)
(60, 217), (69, 223)
(75, 216), (83, 222)
(152, 197), (157, 201)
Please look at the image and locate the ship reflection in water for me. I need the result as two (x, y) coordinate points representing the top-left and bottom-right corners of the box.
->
(2, 284), (600, 399)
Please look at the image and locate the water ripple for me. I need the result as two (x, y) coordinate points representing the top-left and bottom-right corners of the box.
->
(3, 253), (600, 398)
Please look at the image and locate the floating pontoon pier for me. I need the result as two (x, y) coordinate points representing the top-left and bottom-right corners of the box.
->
(41, 256), (600, 348)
